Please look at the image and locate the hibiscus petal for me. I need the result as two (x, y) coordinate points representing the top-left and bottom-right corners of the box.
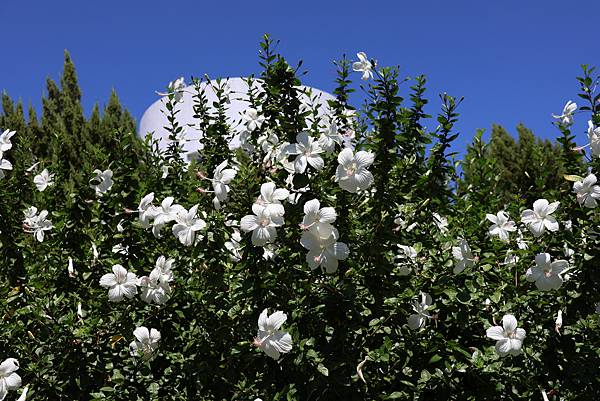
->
(108, 285), (124, 302)
(257, 309), (269, 331)
(354, 151), (374, 167)
(220, 169), (236, 183)
(4, 372), (21, 390)
(0, 359), (19, 376)
(307, 155), (324, 171)
(337, 148), (354, 166)
(240, 215), (259, 232)
(271, 331), (292, 353)
(525, 267), (542, 282)
(546, 201), (560, 215)
(122, 283), (138, 299)
(551, 260), (568, 274)
(318, 207), (337, 223)
(260, 182), (275, 201)
(407, 314), (424, 329)
(300, 231), (321, 251)
(261, 339), (281, 360)
(486, 213), (498, 224)
(303, 199), (320, 215)
(149, 328), (161, 343)
(272, 188), (290, 201)
(99, 273), (117, 288)
(544, 216), (559, 232)
(294, 156), (308, 173)
(112, 264), (128, 281)
(267, 311), (287, 330)
(339, 176), (358, 193)
(520, 209), (536, 224)
(545, 274), (563, 290)
(508, 339), (523, 355)
(321, 253), (339, 273)
(486, 326), (505, 341)
(332, 242), (349, 260)
(533, 199), (549, 215)
(453, 260), (466, 274)
(295, 131), (310, 146)
(495, 339), (511, 356)
(529, 220), (545, 237)
(502, 315), (517, 332)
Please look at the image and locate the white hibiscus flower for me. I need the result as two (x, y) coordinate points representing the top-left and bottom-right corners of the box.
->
(526, 253), (568, 291)
(152, 197), (185, 237)
(224, 229), (243, 262)
(285, 132), (324, 174)
(408, 292), (432, 329)
(139, 268), (170, 305)
(154, 255), (175, 284)
(33, 168), (54, 192)
(318, 121), (344, 152)
(241, 108), (265, 132)
(0, 129), (16, 152)
(89, 169), (113, 196)
(172, 205), (207, 246)
(0, 151), (13, 180)
(588, 120), (600, 157)
(573, 173), (600, 208)
(520, 199), (559, 237)
(301, 199), (336, 236)
(240, 204), (284, 246)
(300, 225), (349, 273)
(129, 327), (161, 360)
(253, 309), (293, 360)
(486, 314), (526, 357)
(256, 182), (289, 217)
(0, 358), (21, 401)
(486, 211), (516, 241)
(211, 160), (237, 210)
(99, 264), (138, 302)
(168, 77), (186, 102)
(432, 213), (449, 233)
(137, 193), (157, 228)
(394, 245), (418, 276)
(335, 148), (374, 193)
(352, 52), (375, 80)
(552, 100), (577, 127)
(452, 239), (476, 274)
(22, 206), (53, 242)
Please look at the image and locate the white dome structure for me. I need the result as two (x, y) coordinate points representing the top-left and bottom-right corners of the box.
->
(138, 77), (336, 162)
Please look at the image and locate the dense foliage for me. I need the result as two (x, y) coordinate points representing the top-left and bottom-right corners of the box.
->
(1, 36), (599, 400)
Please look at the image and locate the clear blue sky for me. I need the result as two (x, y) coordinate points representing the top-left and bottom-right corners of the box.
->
(1, 0), (598, 154)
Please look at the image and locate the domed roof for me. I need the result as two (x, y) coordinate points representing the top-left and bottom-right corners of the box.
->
(138, 77), (335, 162)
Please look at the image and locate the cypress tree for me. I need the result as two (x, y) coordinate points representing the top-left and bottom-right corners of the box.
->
(463, 123), (568, 205)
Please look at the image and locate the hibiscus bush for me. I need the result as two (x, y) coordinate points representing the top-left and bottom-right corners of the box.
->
(1, 36), (600, 400)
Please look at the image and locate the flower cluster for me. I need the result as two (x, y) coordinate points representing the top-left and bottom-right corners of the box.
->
(99, 255), (175, 306)
(300, 199), (349, 273)
(22, 206), (53, 242)
(241, 182), (288, 247)
(0, 129), (15, 179)
(137, 194), (206, 246)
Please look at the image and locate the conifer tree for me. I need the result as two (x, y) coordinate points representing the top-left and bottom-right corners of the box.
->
(462, 123), (567, 205)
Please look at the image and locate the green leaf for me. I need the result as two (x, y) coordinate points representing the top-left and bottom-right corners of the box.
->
(443, 288), (458, 301)
(564, 174), (582, 182)
(317, 363), (329, 376)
